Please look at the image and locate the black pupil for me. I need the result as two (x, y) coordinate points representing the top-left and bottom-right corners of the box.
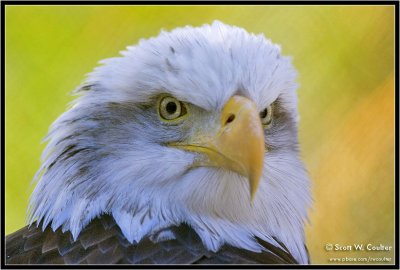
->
(260, 108), (268, 119)
(166, 101), (177, 114)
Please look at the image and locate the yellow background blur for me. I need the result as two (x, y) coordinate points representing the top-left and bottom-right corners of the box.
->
(5, 5), (395, 264)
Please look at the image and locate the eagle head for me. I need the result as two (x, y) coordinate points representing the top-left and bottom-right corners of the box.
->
(28, 21), (311, 264)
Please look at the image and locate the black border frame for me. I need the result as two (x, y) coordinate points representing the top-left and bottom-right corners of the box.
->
(1, 1), (398, 269)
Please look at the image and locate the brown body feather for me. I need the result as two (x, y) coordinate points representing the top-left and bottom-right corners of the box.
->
(6, 215), (301, 265)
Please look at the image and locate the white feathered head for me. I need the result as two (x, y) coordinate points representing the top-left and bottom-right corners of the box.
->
(29, 21), (311, 263)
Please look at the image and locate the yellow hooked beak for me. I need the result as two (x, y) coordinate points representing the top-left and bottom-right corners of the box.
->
(170, 95), (265, 201)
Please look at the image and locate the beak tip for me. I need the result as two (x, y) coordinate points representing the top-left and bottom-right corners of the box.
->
(250, 195), (255, 204)
(249, 188), (257, 205)
(249, 171), (262, 202)
(250, 187), (257, 201)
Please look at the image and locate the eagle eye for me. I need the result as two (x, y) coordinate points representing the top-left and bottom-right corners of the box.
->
(260, 105), (273, 127)
(158, 96), (188, 122)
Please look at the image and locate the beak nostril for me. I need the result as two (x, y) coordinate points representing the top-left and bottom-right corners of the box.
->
(225, 114), (236, 125)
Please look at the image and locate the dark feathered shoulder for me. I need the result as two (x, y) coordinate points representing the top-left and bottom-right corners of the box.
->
(6, 215), (301, 265)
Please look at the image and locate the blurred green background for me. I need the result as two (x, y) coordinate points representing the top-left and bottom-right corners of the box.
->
(5, 6), (395, 264)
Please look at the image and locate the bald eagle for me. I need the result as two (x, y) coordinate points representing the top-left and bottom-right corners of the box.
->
(6, 21), (311, 265)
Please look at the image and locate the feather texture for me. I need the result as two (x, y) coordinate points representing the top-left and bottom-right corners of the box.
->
(21, 21), (312, 264)
(6, 215), (304, 265)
